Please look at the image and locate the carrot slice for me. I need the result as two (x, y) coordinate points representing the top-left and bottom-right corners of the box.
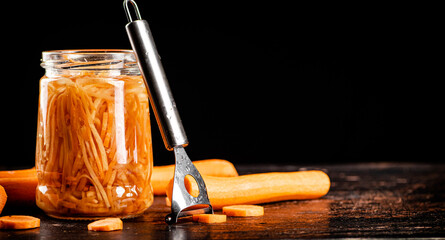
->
(167, 170), (330, 210)
(0, 185), (7, 214)
(222, 205), (264, 216)
(0, 215), (40, 229)
(192, 214), (226, 223)
(87, 218), (123, 231)
(151, 159), (238, 195)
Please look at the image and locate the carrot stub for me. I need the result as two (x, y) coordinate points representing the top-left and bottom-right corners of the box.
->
(0, 185), (7, 214)
(192, 214), (226, 223)
(151, 159), (238, 195)
(167, 170), (330, 210)
(0, 215), (40, 230)
(87, 218), (123, 231)
(222, 205), (264, 217)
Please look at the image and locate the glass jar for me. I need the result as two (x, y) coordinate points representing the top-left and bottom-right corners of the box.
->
(36, 50), (153, 219)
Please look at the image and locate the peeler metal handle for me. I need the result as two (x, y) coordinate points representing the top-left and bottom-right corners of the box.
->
(123, 0), (213, 224)
(124, 0), (188, 151)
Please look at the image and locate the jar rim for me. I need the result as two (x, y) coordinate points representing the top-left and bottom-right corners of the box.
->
(41, 49), (139, 71)
(42, 49), (134, 55)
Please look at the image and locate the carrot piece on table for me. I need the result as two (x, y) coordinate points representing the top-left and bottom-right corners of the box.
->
(0, 185), (7, 214)
(192, 214), (226, 223)
(0, 172), (37, 206)
(152, 159), (238, 195)
(87, 218), (123, 231)
(167, 170), (330, 210)
(0, 168), (36, 178)
(0, 215), (40, 230)
(222, 205), (264, 216)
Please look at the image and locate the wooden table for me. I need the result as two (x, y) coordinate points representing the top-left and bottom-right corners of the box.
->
(1, 163), (444, 239)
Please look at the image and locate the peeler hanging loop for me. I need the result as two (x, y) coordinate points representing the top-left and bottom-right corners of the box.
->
(123, 0), (142, 22)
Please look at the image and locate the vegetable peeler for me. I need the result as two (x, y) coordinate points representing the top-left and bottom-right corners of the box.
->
(123, 0), (213, 224)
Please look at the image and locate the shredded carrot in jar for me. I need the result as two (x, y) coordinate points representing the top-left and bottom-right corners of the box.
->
(35, 71), (153, 219)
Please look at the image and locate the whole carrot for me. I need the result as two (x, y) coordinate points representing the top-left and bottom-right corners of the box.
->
(151, 159), (238, 195)
(0, 160), (239, 205)
(167, 170), (330, 210)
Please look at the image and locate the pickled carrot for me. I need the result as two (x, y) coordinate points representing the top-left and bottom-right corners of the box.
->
(35, 72), (153, 217)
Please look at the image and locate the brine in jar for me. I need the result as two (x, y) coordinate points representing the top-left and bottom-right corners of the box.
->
(36, 50), (153, 219)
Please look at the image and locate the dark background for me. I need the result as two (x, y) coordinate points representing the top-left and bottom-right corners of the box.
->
(0, 1), (433, 169)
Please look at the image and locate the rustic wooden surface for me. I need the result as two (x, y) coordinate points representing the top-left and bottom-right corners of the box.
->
(1, 162), (444, 239)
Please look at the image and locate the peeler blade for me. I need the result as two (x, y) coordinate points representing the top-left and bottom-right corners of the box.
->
(165, 147), (213, 224)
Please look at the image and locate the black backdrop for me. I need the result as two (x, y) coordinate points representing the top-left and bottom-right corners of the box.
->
(2, 1), (430, 169)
